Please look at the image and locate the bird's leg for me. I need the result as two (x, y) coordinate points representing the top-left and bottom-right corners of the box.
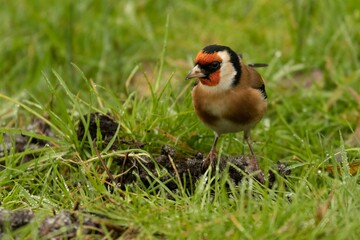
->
(244, 130), (265, 183)
(202, 133), (219, 168)
(244, 130), (256, 160)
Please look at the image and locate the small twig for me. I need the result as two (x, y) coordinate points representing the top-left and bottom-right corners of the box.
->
(168, 155), (184, 194)
(90, 78), (104, 108)
(118, 152), (129, 187)
(93, 140), (116, 185)
(72, 201), (80, 211)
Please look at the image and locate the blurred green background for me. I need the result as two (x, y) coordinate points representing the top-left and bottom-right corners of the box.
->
(1, 0), (359, 98)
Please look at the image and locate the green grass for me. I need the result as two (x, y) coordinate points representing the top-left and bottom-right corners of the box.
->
(1, 0), (360, 239)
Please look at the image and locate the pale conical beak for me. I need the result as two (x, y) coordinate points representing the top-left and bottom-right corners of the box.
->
(185, 65), (206, 80)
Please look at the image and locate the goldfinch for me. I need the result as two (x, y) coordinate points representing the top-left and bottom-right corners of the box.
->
(186, 44), (267, 170)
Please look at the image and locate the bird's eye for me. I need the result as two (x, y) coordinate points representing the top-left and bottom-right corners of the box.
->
(210, 61), (220, 69)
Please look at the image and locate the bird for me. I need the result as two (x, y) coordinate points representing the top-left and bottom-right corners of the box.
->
(186, 44), (267, 172)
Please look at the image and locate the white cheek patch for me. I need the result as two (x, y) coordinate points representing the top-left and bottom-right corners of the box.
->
(199, 50), (236, 93)
(217, 50), (230, 61)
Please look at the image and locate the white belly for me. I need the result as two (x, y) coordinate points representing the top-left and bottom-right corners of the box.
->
(205, 118), (252, 135)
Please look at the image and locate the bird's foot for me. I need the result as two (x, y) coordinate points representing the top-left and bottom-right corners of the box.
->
(246, 155), (265, 184)
(201, 151), (217, 170)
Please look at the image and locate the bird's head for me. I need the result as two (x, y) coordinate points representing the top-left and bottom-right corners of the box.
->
(186, 45), (241, 90)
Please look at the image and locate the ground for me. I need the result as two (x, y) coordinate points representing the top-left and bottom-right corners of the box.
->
(0, 113), (291, 238)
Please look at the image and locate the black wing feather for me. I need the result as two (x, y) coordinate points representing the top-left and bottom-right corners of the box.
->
(258, 84), (267, 99)
(248, 63), (268, 68)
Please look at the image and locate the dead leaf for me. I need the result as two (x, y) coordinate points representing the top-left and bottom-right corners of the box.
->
(315, 192), (334, 224)
(345, 118), (360, 147)
(348, 87), (360, 105)
(323, 161), (360, 176)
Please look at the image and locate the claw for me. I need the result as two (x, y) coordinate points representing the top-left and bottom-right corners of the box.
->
(246, 155), (265, 184)
(201, 150), (217, 169)
(201, 133), (219, 170)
